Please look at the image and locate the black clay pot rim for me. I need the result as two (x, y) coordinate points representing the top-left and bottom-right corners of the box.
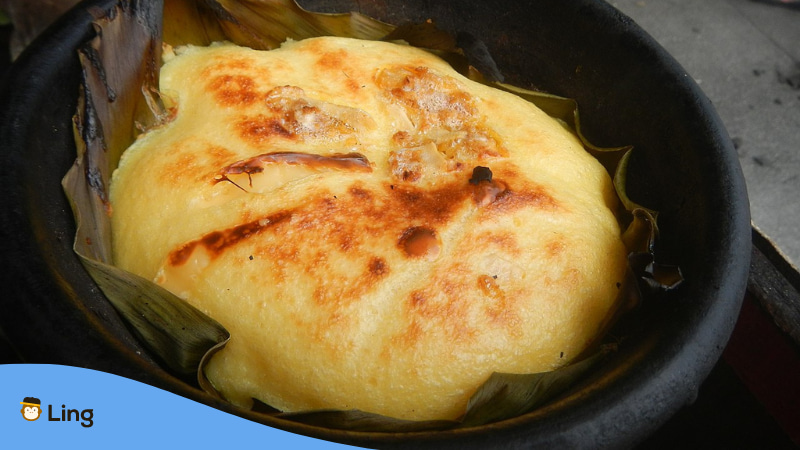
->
(0, 0), (751, 448)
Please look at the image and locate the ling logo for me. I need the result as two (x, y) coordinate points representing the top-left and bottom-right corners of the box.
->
(20, 397), (42, 421)
(19, 396), (94, 427)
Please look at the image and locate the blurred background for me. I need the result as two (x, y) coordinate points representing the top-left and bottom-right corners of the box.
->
(613, 0), (800, 269)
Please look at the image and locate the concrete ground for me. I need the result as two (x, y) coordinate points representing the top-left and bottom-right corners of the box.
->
(611, 0), (800, 267)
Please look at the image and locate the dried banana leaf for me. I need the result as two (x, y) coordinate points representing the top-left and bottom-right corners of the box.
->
(64, 0), (679, 432)
(64, 0), (229, 378)
(275, 345), (613, 432)
(460, 346), (614, 427)
(160, 0), (394, 48)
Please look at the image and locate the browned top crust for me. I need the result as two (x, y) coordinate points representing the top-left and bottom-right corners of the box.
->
(110, 37), (628, 421)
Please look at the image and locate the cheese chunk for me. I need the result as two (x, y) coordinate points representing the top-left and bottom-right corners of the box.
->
(110, 37), (628, 421)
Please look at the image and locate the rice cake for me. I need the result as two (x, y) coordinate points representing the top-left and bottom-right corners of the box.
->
(110, 36), (628, 421)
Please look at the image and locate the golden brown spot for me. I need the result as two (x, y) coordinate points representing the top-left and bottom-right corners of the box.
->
(408, 274), (478, 345)
(410, 290), (426, 308)
(389, 265), (524, 356)
(313, 285), (337, 308)
(477, 274), (503, 299)
(485, 232), (522, 256)
(545, 267), (582, 290)
(315, 48), (348, 71)
(159, 144), (237, 186)
(480, 183), (560, 218)
(207, 145), (239, 165)
(344, 77), (362, 93)
(311, 48), (364, 92)
(201, 57), (256, 75)
(398, 226), (440, 259)
(338, 234), (355, 252)
(237, 115), (294, 142)
(158, 152), (199, 186)
(368, 257), (389, 277)
(388, 183), (469, 226)
(207, 74), (259, 106)
(477, 275), (522, 335)
(348, 185), (374, 202)
(390, 320), (423, 351)
(546, 238), (566, 258)
(309, 255), (390, 312)
(486, 303), (523, 337)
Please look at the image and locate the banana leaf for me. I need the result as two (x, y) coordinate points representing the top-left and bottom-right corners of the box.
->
(64, 0), (681, 432)
(63, 0), (229, 378)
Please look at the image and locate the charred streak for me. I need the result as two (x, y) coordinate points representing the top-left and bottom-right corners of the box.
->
(78, 83), (107, 151)
(168, 211), (293, 266)
(85, 165), (108, 203)
(78, 44), (116, 103)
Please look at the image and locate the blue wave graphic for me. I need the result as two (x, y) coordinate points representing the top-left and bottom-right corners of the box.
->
(0, 364), (357, 449)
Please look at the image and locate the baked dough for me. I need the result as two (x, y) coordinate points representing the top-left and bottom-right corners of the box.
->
(110, 37), (628, 421)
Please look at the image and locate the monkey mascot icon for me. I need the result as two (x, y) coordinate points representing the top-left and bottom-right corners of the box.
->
(20, 397), (42, 421)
